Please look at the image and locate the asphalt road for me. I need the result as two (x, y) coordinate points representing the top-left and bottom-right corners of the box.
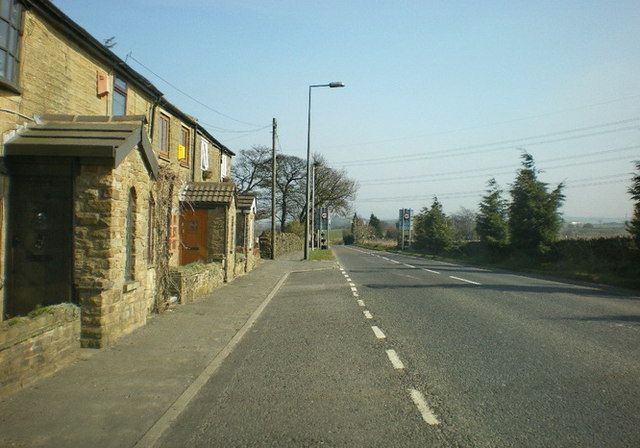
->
(159, 246), (640, 447)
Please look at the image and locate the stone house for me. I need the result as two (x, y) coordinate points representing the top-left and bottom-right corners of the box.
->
(0, 0), (256, 395)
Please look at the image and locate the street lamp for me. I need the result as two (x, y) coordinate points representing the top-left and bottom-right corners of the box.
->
(304, 82), (345, 260)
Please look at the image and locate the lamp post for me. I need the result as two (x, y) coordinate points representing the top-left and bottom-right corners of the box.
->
(304, 82), (345, 260)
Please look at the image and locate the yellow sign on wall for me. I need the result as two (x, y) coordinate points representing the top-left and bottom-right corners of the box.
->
(177, 144), (186, 160)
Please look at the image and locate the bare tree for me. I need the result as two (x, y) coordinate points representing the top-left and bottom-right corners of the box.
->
(451, 207), (478, 241)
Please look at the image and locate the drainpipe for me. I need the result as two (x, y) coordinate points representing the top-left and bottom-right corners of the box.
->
(191, 123), (197, 182)
(223, 205), (228, 282)
(148, 95), (163, 141)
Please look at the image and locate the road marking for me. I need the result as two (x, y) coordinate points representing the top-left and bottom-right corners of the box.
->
(449, 275), (481, 285)
(422, 268), (440, 274)
(403, 263), (415, 268)
(363, 310), (373, 319)
(352, 292), (359, 297)
(357, 299), (365, 307)
(385, 349), (405, 369)
(382, 257), (390, 261)
(350, 286), (358, 292)
(408, 389), (440, 425)
(390, 260), (401, 264)
(349, 282), (355, 287)
(371, 326), (386, 339)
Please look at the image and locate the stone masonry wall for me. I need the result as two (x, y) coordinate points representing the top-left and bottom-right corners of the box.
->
(169, 262), (224, 304)
(0, 304), (80, 397)
(259, 232), (304, 259)
(74, 148), (153, 348)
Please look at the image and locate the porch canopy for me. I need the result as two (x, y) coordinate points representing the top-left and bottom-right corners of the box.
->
(236, 193), (256, 213)
(3, 115), (159, 177)
(180, 182), (235, 208)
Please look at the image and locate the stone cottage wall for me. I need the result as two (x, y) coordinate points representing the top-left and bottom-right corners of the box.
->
(74, 148), (153, 348)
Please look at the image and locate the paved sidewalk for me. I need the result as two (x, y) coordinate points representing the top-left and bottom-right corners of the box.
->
(0, 253), (325, 448)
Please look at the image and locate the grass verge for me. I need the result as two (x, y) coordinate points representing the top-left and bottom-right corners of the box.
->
(309, 249), (335, 261)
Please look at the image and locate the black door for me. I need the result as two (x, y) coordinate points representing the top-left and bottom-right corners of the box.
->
(6, 161), (74, 316)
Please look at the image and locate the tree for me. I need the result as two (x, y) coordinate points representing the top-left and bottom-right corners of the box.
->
(351, 213), (372, 243)
(476, 178), (509, 248)
(508, 153), (565, 254)
(368, 213), (383, 238)
(451, 207), (478, 241)
(232, 150), (357, 229)
(627, 160), (640, 246)
(414, 197), (454, 253)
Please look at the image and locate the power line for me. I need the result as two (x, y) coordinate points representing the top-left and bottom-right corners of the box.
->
(362, 154), (635, 187)
(357, 173), (632, 203)
(323, 94), (640, 152)
(358, 144), (640, 184)
(127, 53), (265, 129)
(340, 118), (639, 167)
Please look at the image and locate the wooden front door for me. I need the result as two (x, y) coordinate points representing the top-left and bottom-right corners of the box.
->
(179, 209), (208, 265)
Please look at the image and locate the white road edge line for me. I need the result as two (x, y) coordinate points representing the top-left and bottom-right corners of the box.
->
(371, 326), (386, 339)
(385, 349), (405, 369)
(422, 268), (440, 274)
(449, 275), (481, 285)
(357, 299), (365, 307)
(403, 263), (415, 268)
(352, 292), (359, 297)
(363, 310), (373, 319)
(351, 286), (358, 292)
(408, 389), (440, 425)
(349, 282), (356, 287)
(134, 272), (291, 448)
(390, 260), (401, 264)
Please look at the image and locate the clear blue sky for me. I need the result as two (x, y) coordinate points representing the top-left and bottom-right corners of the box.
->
(54, 0), (640, 221)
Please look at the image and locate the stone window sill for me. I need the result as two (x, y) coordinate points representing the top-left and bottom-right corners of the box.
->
(123, 281), (139, 293)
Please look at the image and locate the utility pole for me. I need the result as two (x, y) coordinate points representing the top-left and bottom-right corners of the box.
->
(271, 118), (277, 260)
(311, 162), (316, 250)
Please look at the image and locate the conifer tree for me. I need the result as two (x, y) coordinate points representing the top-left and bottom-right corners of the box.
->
(509, 153), (565, 254)
(476, 178), (508, 248)
(368, 213), (383, 238)
(627, 161), (640, 246)
(414, 197), (454, 253)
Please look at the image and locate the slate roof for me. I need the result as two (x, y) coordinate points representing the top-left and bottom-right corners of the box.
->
(3, 115), (159, 177)
(236, 193), (256, 211)
(180, 182), (235, 206)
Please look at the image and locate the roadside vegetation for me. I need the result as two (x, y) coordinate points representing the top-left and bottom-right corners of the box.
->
(342, 154), (640, 291)
(309, 249), (335, 261)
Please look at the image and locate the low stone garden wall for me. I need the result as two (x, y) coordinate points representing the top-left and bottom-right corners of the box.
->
(259, 231), (303, 259)
(169, 261), (225, 304)
(0, 303), (80, 396)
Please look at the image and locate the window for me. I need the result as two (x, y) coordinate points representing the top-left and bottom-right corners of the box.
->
(200, 140), (210, 172)
(112, 76), (127, 116)
(147, 196), (154, 264)
(159, 114), (170, 158)
(221, 154), (228, 180)
(0, 0), (22, 89)
(179, 127), (190, 166)
(125, 188), (137, 281)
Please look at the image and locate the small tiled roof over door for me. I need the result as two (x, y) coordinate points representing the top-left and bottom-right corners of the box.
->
(236, 193), (256, 211)
(180, 182), (236, 207)
(2, 115), (159, 177)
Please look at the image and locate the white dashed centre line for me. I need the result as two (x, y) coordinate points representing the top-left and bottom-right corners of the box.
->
(350, 286), (358, 292)
(349, 282), (355, 287)
(363, 310), (373, 319)
(403, 263), (415, 268)
(408, 389), (440, 425)
(449, 275), (481, 285)
(422, 268), (440, 274)
(385, 349), (405, 369)
(357, 299), (365, 307)
(382, 257), (390, 261)
(389, 260), (401, 264)
(371, 326), (386, 339)
(352, 292), (359, 297)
